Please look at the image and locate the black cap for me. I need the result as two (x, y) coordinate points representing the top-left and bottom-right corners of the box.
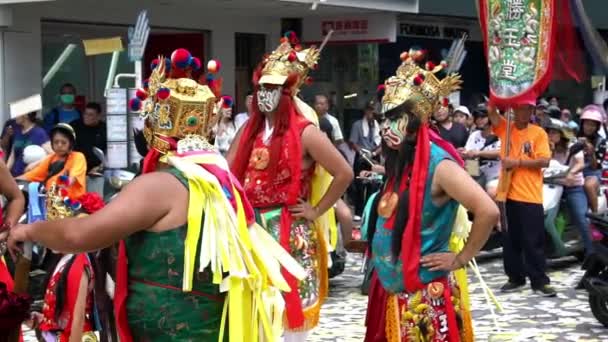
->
(547, 105), (561, 119)
(473, 103), (488, 118)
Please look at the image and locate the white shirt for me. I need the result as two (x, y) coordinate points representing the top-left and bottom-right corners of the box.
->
(324, 113), (344, 142)
(214, 121), (238, 155)
(465, 130), (502, 180)
(234, 112), (249, 130)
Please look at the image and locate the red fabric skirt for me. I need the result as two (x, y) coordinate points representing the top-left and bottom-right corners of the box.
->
(365, 271), (467, 342)
(365, 271), (388, 342)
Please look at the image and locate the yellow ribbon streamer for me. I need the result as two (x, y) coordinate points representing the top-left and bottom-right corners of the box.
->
(167, 153), (308, 341)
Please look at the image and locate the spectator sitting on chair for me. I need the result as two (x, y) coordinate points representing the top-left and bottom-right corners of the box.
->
(560, 108), (579, 133)
(461, 105), (501, 199)
(43, 83), (82, 133)
(434, 105), (469, 148)
(71, 102), (107, 196)
(17, 123), (87, 199)
(453, 105), (475, 133)
(7, 112), (51, 176)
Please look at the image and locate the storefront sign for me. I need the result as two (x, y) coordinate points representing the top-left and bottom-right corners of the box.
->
(398, 18), (482, 41)
(83, 37), (123, 56)
(303, 14), (397, 44)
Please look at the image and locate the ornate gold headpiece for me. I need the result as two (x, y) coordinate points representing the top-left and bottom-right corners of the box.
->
(259, 32), (320, 93)
(45, 183), (104, 220)
(381, 49), (462, 121)
(131, 49), (220, 154)
(45, 184), (79, 221)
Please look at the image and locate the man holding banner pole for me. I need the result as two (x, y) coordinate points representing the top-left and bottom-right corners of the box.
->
(487, 102), (555, 296)
(479, 0), (585, 296)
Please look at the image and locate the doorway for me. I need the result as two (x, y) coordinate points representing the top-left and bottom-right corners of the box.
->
(234, 33), (266, 112)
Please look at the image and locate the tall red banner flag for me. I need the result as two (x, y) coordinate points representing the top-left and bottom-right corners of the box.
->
(478, 0), (584, 108)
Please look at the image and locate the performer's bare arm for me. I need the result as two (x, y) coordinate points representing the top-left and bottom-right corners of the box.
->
(8, 172), (188, 254)
(292, 125), (354, 220)
(421, 160), (499, 272)
(68, 272), (89, 342)
(0, 159), (25, 228)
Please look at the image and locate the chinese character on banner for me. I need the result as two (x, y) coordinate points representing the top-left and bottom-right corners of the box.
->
(361, 20), (368, 30)
(500, 60), (517, 81)
(503, 28), (520, 48)
(344, 20), (352, 30)
(353, 20), (360, 30)
(335, 20), (343, 31)
(507, 0), (525, 20)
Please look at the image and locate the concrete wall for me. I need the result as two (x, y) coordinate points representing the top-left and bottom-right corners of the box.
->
(0, 0), (281, 122)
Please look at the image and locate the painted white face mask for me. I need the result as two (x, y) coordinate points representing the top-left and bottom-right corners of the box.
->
(257, 86), (282, 113)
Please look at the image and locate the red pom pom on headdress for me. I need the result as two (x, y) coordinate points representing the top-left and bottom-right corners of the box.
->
(400, 52), (409, 61)
(156, 87), (171, 100)
(150, 58), (160, 70)
(284, 31), (299, 45)
(442, 98), (450, 107)
(288, 51), (297, 62)
(221, 95), (233, 108)
(171, 48), (192, 69)
(129, 98), (142, 111)
(190, 57), (202, 71)
(78, 192), (105, 214)
(425, 61), (436, 71)
(135, 88), (148, 101)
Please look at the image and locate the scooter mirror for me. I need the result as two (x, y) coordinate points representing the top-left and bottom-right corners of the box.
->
(92, 147), (106, 166)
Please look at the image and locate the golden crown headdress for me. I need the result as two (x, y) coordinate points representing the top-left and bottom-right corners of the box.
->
(130, 49), (221, 154)
(44, 182), (105, 220)
(45, 183), (78, 221)
(258, 32), (320, 93)
(381, 49), (462, 121)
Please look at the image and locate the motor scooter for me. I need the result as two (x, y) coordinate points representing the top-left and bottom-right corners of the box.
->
(581, 212), (608, 327)
(542, 157), (607, 259)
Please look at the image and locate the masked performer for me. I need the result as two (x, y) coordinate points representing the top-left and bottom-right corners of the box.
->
(364, 50), (498, 342)
(8, 48), (305, 342)
(228, 33), (353, 340)
(32, 187), (105, 342)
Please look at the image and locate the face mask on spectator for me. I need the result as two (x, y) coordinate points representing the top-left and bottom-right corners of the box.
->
(60, 94), (75, 105)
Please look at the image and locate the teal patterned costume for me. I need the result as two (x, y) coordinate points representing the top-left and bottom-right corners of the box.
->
(371, 143), (459, 293)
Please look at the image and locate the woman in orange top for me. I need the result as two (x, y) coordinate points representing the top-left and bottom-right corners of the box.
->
(18, 124), (87, 198)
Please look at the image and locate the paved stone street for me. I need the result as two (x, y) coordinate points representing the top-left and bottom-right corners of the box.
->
(311, 253), (608, 342)
(22, 252), (608, 341)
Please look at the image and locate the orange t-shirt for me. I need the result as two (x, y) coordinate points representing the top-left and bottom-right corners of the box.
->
(493, 116), (551, 204)
(23, 151), (87, 199)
